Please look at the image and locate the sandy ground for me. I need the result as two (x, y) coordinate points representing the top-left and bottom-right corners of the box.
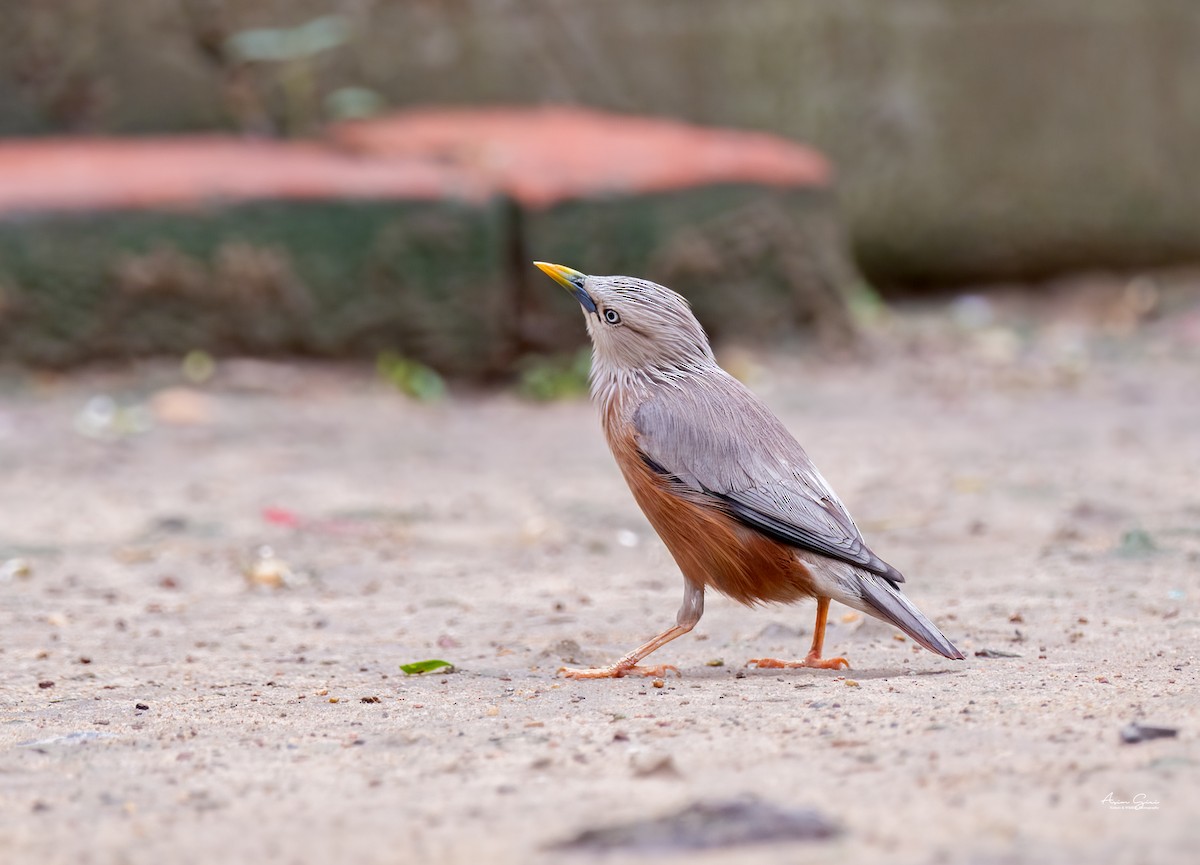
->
(1, 284), (1198, 865)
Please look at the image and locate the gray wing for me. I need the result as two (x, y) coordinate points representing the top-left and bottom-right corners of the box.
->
(633, 373), (903, 583)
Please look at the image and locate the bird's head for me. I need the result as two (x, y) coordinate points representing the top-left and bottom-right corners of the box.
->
(534, 262), (715, 374)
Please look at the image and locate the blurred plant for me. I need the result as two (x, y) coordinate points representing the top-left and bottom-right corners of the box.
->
(182, 349), (216, 384)
(1116, 528), (1158, 558)
(214, 14), (383, 134)
(517, 348), (592, 401)
(325, 86), (386, 121)
(74, 395), (153, 440)
(224, 15), (345, 135)
(846, 280), (889, 328)
(227, 15), (350, 64)
(377, 351), (446, 401)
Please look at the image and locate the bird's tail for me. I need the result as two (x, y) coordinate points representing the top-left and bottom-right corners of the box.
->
(856, 576), (964, 660)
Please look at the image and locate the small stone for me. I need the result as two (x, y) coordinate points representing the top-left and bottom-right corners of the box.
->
(631, 753), (681, 779)
(974, 648), (1022, 658)
(1, 558), (32, 581)
(244, 545), (305, 589)
(1120, 723), (1178, 744)
(150, 388), (215, 426)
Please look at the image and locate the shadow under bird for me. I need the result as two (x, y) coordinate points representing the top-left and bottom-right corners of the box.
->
(534, 261), (965, 679)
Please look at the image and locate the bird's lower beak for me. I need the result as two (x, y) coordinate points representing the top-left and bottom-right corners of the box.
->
(533, 261), (597, 313)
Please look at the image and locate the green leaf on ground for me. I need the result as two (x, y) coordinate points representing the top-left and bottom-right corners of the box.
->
(1116, 528), (1158, 557)
(400, 659), (454, 676)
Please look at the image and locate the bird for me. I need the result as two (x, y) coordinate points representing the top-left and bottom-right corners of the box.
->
(533, 261), (965, 679)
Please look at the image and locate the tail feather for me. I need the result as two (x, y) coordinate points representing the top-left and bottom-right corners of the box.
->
(857, 577), (964, 660)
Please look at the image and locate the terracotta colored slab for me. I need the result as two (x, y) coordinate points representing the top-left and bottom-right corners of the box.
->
(0, 138), (490, 216)
(331, 106), (832, 209)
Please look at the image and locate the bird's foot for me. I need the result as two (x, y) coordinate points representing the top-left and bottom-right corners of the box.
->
(558, 662), (681, 680)
(746, 652), (850, 671)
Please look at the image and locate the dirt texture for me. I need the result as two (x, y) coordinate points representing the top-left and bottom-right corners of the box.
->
(1, 281), (1198, 864)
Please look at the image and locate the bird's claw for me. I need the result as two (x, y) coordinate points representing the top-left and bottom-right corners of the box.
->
(746, 655), (850, 671)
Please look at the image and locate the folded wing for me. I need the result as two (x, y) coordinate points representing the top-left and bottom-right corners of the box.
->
(633, 372), (903, 584)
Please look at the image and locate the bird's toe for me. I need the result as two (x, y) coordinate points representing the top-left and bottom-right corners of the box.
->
(745, 655), (850, 671)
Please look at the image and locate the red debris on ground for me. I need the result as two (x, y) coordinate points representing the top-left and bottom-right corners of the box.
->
(261, 507), (302, 527)
(0, 107), (830, 216)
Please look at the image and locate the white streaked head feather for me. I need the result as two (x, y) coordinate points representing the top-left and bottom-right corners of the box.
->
(577, 275), (717, 405)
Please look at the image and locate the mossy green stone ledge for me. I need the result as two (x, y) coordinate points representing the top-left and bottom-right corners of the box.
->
(0, 202), (509, 373)
(0, 109), (854, 374)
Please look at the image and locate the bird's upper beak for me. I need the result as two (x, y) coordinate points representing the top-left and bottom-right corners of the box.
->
(533, 261), (597, 313)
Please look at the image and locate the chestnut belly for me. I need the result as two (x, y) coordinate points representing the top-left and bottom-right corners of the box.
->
(627, 470), (819, 607)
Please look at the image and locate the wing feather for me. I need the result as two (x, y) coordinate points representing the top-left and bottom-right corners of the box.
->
(632, 373), (903, 582)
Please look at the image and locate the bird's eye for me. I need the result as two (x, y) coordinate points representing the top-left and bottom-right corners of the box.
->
(603, 308), (621, 325)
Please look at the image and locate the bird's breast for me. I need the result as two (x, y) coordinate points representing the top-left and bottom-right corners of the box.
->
(602, 405), (817, 606)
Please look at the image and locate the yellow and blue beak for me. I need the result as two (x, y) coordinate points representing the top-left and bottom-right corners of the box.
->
(534, 261), (597, 313)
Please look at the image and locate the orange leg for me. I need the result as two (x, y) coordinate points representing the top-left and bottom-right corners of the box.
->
(747, 596), (850, 671)
(560, 581), (703, 679)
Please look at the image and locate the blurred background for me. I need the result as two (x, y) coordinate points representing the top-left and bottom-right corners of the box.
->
(1, 0), (1199, 376)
